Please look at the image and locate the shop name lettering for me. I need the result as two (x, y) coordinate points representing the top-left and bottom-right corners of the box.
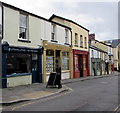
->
(8, 48), (38, 53)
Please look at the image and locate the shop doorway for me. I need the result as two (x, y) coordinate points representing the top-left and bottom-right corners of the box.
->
(56, 50), (61, 72)
(79, 55), (83, 77)
(32, 54), (39, 83)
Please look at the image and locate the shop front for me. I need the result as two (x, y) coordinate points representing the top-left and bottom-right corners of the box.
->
(2, 44), (43, 88)
(91, 58), (101, 76)
(43, 40), (72, 83)
(73, 49), (89, 78)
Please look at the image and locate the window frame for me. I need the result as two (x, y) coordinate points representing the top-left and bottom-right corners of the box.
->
(75, 33), (78, 47)
(51, 24), (56, 41)
(80, 35), (83, 48)
(84, 37), (87, 48)
(19, 13), (28, 41)
(65, 29), (69, 44)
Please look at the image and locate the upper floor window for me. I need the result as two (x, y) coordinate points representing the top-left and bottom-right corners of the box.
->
(80, 35), (83, 48)
(97, 51), (99, 58)
(75, 33), (78, 46)
(51, 24), (56, 41)
(65, 29), (69, 44)
(85, 37), (87, 48)
(19, 13), (28, 40)
(91, 50), (94, 58)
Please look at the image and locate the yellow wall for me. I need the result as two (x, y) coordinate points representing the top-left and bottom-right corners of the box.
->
(51, 17), (89, 52)
(91, 40), (108, 52)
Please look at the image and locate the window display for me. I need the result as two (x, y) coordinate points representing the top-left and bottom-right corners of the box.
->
(83, 57), (87, 70)
(75, 55), (79, 71)
(7, 53), (31, 75)
(62, 51), (69, 70)
(46, 50), (54, 73)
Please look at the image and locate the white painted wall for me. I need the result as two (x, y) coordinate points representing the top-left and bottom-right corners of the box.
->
(90, 48), (100, 58)
(2, 6), (71, 48)
(7, 75), (32, 87)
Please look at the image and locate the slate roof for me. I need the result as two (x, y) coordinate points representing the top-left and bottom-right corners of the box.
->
(104, 39), (120, 48)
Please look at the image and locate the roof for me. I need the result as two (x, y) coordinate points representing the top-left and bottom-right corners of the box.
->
(0, 1), (71, 30)
(89, 45), (108, 54)
(49, 14), (89, 32)
(104, 39), (120, 48)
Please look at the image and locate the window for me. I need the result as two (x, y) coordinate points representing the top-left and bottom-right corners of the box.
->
(85, 37), (87, 48)
(19, 13), (28, 40)
(62, 51), (69, 70)
(91, 50), (94, 58)
(46, 49), (54, 73)
(7, 53), (31, 75)
(65, 29), (69, 43)
(75, 55), (79, 71)
(97, 51), (99, 58)
(80, 35), (83, 48)
(83, 57), (87, 70)
(51, 24), (56, 41)
(75, 33), (78, 46)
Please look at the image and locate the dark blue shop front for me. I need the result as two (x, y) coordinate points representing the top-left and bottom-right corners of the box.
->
(2, 44), (44, 88)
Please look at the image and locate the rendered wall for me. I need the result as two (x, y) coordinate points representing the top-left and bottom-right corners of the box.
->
(7, 75), (32, 87)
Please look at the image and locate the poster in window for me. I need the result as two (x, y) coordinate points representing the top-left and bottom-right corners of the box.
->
(83, 57), (86, 70)
(75, 55), (79, 71)
(62, 57), (69, 70)
(46, 56), (54, 73)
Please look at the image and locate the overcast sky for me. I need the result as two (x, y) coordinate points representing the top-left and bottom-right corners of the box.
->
(1, 0), (118, 41)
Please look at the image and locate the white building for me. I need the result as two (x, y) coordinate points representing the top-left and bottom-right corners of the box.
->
(1, 2), (71, 88)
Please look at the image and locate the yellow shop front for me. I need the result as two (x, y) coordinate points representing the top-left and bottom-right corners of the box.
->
(43, 40), (73, 83)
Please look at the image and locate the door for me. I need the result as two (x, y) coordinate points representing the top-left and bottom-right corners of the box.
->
(56, 50), (61, 72)
(32, 54), (39, 83)
(80, 55), (83, 77)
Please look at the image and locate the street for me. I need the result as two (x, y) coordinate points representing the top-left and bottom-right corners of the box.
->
(3, 74), (119, 112)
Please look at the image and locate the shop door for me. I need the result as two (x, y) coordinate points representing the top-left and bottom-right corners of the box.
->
(80, 55), (83, 77)
(32, 54), (39, 83)
(56, 50), (60, 72)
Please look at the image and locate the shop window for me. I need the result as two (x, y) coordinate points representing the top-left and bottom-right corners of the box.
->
(65, 29), (69, 44)
(6, 53), (31, 75)
(46, 49), (54, 73)
(75, 33), (78, 47)
(83, 57), (87, 70)
(19, 13), (28, 40)
(51, 24), (56, 41)
(75, 55), (79, 71)
(62, 51), (69, 70)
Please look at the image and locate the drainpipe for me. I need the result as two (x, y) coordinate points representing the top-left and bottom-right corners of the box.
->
(0, 35), (1, 88)
(70, 29), (73, 79)
(0, 2), (3, 88)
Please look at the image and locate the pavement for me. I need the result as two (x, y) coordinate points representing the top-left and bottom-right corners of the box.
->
(0, 71), (119, 105)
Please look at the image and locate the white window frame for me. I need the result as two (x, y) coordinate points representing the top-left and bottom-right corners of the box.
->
(75, 33), (78, 46)
(65, 29), (69, 43)
(51, 24), (56, 41)
(84, 37), (87, 48)
(19, 13), (28, 40)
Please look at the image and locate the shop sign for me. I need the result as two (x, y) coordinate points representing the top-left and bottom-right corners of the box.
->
(3, 46), (38, 53)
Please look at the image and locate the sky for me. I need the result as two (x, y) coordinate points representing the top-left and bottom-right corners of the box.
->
(0, 0), (118, 41)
